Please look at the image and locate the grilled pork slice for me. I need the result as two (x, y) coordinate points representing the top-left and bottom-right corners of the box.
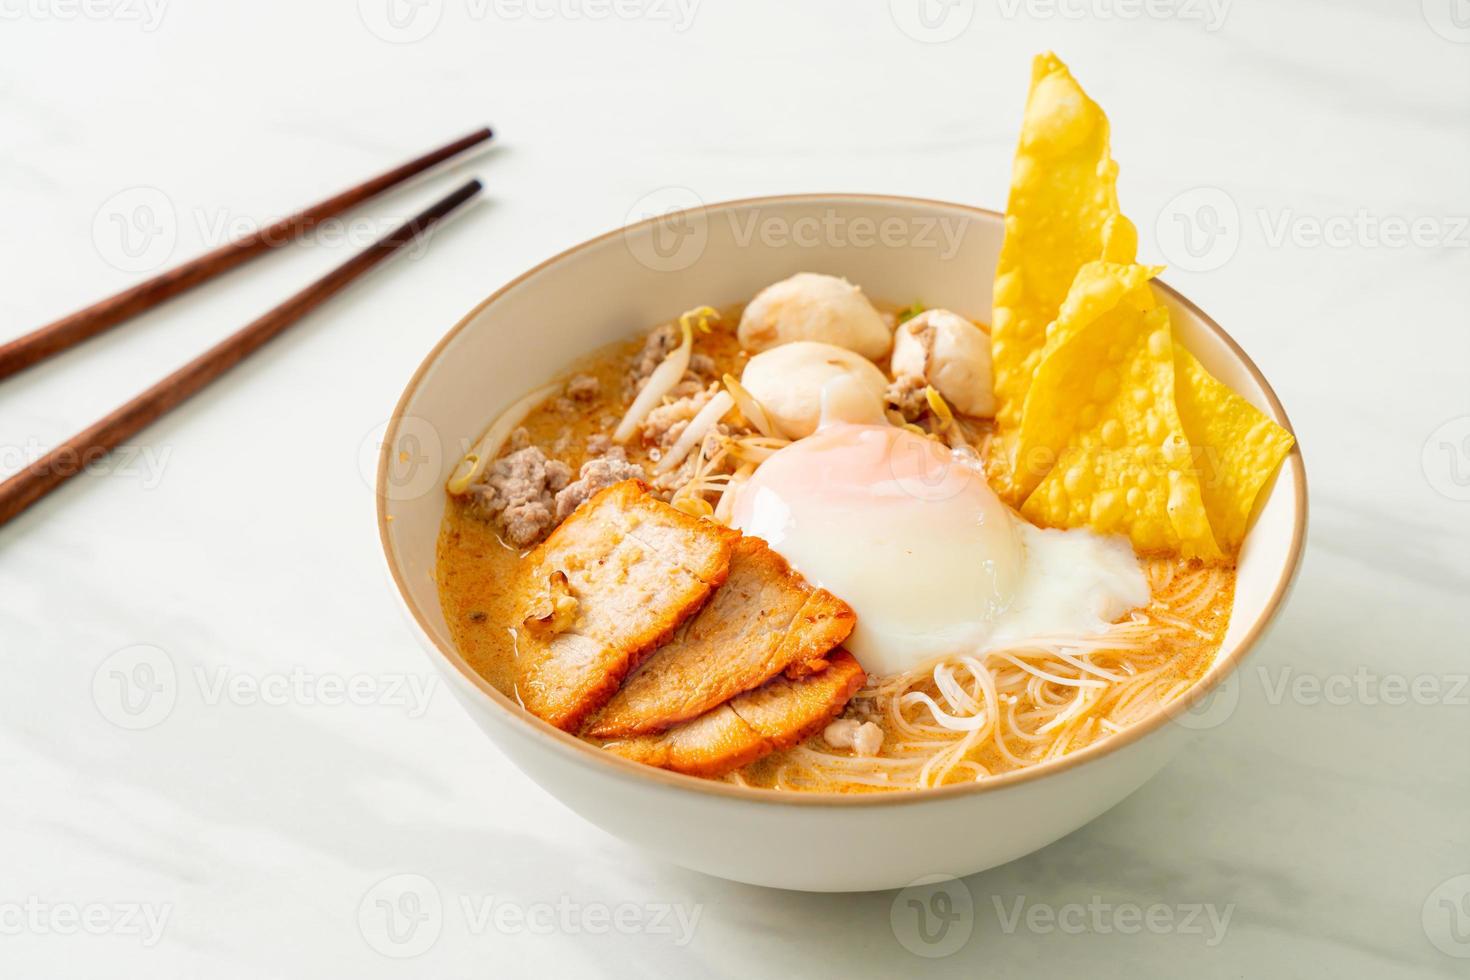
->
(587, 537), (855, 737)
(514, 481), (738, 732)
(602, 649), (867, 778)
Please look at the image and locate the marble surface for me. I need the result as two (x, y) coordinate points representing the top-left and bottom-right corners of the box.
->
(3, 1), (1468, 976)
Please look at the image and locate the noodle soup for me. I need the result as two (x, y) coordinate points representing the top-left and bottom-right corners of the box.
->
(435, 293), (1239, 793)
(431, 55), (1293, 799)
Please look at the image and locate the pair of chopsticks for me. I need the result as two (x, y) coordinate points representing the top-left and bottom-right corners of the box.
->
(0, 129), (493, 529)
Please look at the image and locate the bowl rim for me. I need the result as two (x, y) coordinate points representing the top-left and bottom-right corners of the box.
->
(377, 192), (1308, 809)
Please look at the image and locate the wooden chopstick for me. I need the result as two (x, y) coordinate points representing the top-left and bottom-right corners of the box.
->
(0, 178), (483, 529)
(0, 127), (492, 382)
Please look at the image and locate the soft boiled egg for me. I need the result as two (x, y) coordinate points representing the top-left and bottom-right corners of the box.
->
(730, 424), (1149, 676)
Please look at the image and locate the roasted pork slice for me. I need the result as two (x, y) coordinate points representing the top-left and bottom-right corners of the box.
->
(601, 649), (867, 778)
(587, 537), (855, 738)
(514, 480), (738, 732)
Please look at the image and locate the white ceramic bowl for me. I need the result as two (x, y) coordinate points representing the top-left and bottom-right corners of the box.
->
(377, 195), (1307, 893)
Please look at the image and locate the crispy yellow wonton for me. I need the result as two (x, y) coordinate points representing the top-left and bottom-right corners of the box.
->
(1017, 264), (1222, 560)
(994, 52), (1292, 557)
(1171, 345), (1296, 551)
(991, 52), (1137, 460)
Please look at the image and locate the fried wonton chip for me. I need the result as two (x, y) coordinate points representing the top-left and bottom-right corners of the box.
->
(1018, 265), (1221, 561)
(1172, 345), (1296, 551)
(1010, 261), (1161, 500)
(991, 51), (1138, 469)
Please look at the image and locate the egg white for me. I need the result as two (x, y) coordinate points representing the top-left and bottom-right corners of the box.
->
(730, 424), (1149, 676)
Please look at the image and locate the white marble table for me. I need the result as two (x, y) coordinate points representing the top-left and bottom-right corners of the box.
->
(3, 1), (1467, 976)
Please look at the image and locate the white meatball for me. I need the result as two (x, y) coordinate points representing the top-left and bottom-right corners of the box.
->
(823, 718), (883, 757)
(817, 375), (886, 430)
(889, 309), (996, 417)
(741, 342), (889, 440)
(851, 721), (884, 757)
(738, 273), (892, 360)
(822, 718), (859, 749)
